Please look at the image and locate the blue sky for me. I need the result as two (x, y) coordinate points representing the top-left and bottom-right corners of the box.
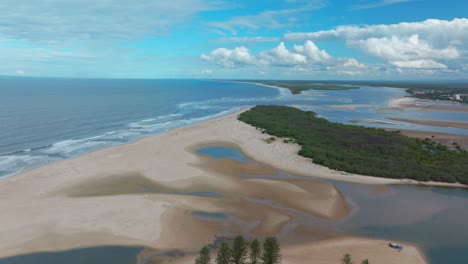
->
(0, 0), (466, 79)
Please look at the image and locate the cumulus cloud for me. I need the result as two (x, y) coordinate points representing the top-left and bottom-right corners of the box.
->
(15, 70), (25, 75)
(293, 40), (331, 61)
(200, 46), (256, 68)
(201, 40), (364, 75)
(284, 18), (468, 70)
(201, 41), (335, 68)
(343, 58), (366, 68)
(258, 42), (308, 66)
(0, 0), (223, 43)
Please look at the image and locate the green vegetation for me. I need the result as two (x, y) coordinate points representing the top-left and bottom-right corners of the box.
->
(216, 243), (231, 264)
(196, 246), (212, 264)
(261, 237), (281, 264)
(238, 105), (468, 184)
(196, 236), (281, 264)
(254, 81), (359, 94)
(341, 253), (370, 264)
(231, 236), (248, 264)
(341, 253), (354, 264)
(249, 239), (261, 264)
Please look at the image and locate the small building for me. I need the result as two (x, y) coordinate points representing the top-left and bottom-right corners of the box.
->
(454, 94), (461, 101)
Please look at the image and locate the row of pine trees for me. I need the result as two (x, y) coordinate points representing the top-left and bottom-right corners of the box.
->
(195, 235), (370, 264)
(195, 236), (281, 264)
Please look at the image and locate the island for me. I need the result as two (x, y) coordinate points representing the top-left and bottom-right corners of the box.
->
(238, 105), (468, 184)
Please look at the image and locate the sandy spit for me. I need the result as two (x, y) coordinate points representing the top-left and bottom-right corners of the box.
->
(154, 237), (426, 264)
(389, 117), (468, 130)
(387, 97), (468, 113)
(0, 110), (428, 264)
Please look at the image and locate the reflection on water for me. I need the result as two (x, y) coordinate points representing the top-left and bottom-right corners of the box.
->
(197, 146), (468, 264)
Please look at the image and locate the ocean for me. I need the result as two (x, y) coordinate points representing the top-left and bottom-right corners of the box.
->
(1, 78), (468, 179)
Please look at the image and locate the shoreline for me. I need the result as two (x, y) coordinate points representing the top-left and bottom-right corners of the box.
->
(387, 96), (468, 113)
(0, 109), (431, 264)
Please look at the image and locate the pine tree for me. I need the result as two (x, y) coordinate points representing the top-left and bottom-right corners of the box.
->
(261, 237), (281, 264)
(249, 239), (261, 264)
(231, 235), (248, 264)
(196, 246), (211, 264)
(341, 253), (354, 264)
(216, 243), (231, 264)
(361, 259), (369, 264)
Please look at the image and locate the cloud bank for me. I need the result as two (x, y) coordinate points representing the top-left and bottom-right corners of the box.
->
(203, 19), (467, 77)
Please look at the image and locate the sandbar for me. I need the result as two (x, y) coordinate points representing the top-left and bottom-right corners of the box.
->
(0, 110), (428, 264)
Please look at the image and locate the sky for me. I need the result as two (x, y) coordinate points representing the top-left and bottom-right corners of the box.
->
(0, 0), (467, 80)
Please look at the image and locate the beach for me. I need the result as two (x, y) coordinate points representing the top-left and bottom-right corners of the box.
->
(387, 97), (468, 112)
(388, 117), (468, 130)
(0, 109), (428, 263)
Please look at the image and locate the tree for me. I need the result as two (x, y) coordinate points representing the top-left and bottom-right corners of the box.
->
(196, 246), (211, 264)
(231, 235), (248, 264)
(361, 259), (369, 264)
(249, 239), (261, 264)
(216, 243), (231, 264)
(341, 253), (354, 264)
(261, 236), (281, 264)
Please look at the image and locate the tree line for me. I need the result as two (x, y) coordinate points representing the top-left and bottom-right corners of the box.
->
(195, 236), (280, 264)
(195, 235), (369, 264)
(238, 105), (468, 184)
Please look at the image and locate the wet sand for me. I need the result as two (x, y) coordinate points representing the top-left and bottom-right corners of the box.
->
(388, 117), (468, 130)
(0, 111), (352, 258)
(152, 237), (426, 264)
(387, 97), (468, 113)
(0, 110), (428, 264)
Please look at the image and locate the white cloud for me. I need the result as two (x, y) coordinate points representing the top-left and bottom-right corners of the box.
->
(0, 0), (224, 43)
(201, 41), (335, 68)
(258, 42), (307, 66)
(293, 40), (331, 61)
(390, 60), (448, 69)
(343, 58), (366, 68)
(200, 46), (256, 68)
(284, 18), (468, 45)
(284, 18), (468, 71)
(15, 69), (25, 75)
(201, 40), (364, 76)
(351, 0), (415, 10)
(349, 34), (460, 68)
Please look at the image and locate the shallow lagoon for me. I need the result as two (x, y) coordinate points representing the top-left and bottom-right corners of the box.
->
(197, 146), (468, 264)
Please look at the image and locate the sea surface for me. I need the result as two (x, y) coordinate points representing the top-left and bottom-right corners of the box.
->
(2, 78), (468, 178)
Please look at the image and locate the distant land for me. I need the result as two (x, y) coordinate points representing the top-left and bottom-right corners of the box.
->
(235, 79), (468, 96)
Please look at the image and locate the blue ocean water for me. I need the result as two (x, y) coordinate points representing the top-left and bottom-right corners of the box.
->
(1, 78), (468, 178)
